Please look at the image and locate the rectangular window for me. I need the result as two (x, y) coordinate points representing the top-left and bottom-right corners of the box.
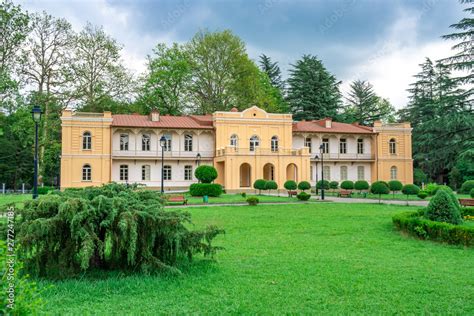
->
(323, 166), (331, 181)
(340, 166), (348, 181)
(305, 137), (312, 154)
(184, 134), (193, 152)
(82, 165), (91, 181)
(120, 134), (129, 151)
(163, 134), (172, 152)
(310, 166), (313, 181)
(163, 165), (172, 180)
(83, 132), (91, 150)
(357, 139), (364, 154)
(357, 166), (365, 180)
(142, 165), (150, 181)
(120, 165), (128, 181)
(184, 165), (193, 180)
(322, 138), (329, 154)
(142, 134), (151, 151)
(339, 138), (347, 154)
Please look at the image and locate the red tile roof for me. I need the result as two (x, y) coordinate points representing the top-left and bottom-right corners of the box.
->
(112, 114), (213, 129)
(292, 119), (374, 134)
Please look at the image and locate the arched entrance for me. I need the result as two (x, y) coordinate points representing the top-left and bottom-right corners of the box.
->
(263, 163), (275, 181)
(286, 163), (298, 182)
(240, 163), (251, 187)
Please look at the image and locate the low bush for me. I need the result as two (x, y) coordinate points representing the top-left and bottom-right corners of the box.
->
(37, 186), (55, 195)
(340, 180), (354, 190)
(284, 180), (297, 191)
(316, 180), (330, 190)
(388, 180), (403, 198)
(297, 181), (311, 191)
(265, 180), (278, 194)
(370, 181), (389, 203)
(253, 179), (267, 194)
(401, 184), (420, 204)
(425, 189), (463, 225)
(417, 190), (428, 199)
(296, 192), (311, 201)
(189, 183), (223, 197)
(425, 183), (438, 196)
(241, 192), (247, 198)
(354, 180), (369, 193)
(14, 183), (224, 278)
(470, 188), (474, 198)
(246, 196), (259, 206)
(194, 165), (218, 183)
(432, 185), (453, 195)
(329, 181), (339, 190)
(392, 209), (474, 246)
(461, 180), (474, 194)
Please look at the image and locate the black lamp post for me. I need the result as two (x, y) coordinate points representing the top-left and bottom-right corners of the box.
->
(196, 153), (201, 166)
(159, 135), (166, 194)
(314, 154), (319, 195)
(31, 105), (42, 199)
(319, 144), (325, 200)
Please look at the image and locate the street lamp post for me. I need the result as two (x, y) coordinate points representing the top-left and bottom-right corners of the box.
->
(196, 153), (201, 166)
(319, 144), (325, 200)
(314, 155), (319, 195)
(31, 105), (42, 199)
(159, 136), (166, 194)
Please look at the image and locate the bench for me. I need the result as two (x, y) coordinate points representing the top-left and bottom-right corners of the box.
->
(167, 195), (188, 205)
(459, 199), (474, 207)
(288, 190), (298, 197)
(338, 190), (352, 198)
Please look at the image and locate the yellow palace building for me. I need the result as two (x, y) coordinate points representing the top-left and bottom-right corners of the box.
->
(60, 106), (413, 192)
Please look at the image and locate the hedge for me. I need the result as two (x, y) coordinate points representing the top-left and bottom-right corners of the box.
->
(37, 186), (56, 195)
(296, 192), (311, 201)
(297, 181), (311, 191)
(461, 180), (474, 194)
(340, 180), (354, 190)
(392, 209), (474, 246)
(246, 196), (259, 206)
(189, 183), (223, 197)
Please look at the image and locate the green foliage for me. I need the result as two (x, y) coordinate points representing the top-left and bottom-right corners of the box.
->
(194, 165), (218, 183)
(461, 180), (474, 194)
(264, 180), (278, 192)
(370, 181), (390, 203)
(432, 185), (453, 195)
(284, 180), (297, 191)
(241, 192), (246, 198)
(316, 180), (330, 190)
(354, 180), (369, 193)
(259, 54), (284, 91)
(14, 183), (224, 278)
(329, 181), (339, 190)
(297, 181), (311, 191)
(340, 180), (354, 190)
(402, 184), (420, 204)
(413, 168), (429, 186)
(388, 180), (403, 192)
(393, 210), (474, 246)
(246, 196), (259, 206)
(425, 189), (463, 225)
(296, 192), (311, 201)
(37, 186), (55, 195)
(470, 188), (474, 198)
(425, 183), (438, 196)
(253, 179), (267, 194)
(189, 183), (223, 197)
(417, 191), (428, 199)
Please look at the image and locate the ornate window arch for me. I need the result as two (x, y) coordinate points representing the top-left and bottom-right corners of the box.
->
(390, 166), (398, 180)
(389, 138), (397, 154)
(271, 136), (279, 152)
(230, 134), (238, 147)
(250, 135), (260, 152)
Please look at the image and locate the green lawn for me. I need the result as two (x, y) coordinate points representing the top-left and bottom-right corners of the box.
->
(321, 190), (470, 201)
(167, 193), (304, 205)
(0, 194), (30, 207)
(38, 203), (474, 314)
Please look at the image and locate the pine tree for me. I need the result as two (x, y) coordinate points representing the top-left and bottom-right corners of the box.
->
(286, 55), (341, 120)
(259, 54), (284, 90)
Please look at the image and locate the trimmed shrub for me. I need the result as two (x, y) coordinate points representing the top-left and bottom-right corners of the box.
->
(417, 190), (428, 199)
(329, 181), (339, 190)
(461, 180), (474, 194)
(316, 180), (330, 190)
(246, 196), (259, 206)
(354, 180), (369, 193)
(189, 183), (223, 197)
(340, 180), (354, 190)
(370, 181), (389, 203)
(392, 209), (474, 246)
(470, 188), (474, 198)
(253, 179), (267, 194)
(432, 185), (453, 195)
(388, 180), (403, 198)
(425, 189), (463, 225)
(194, 165), (218, 183)
(37, 186), (55, 195)
(425, 183), (438, 196)
(241, 192), (247, 198)
(297, 192), (311, 201)
(401, 184), (420, 205)
(284, 180), (297, 191)
(265, 180), (278, 194)
(297, 181), (311, 191)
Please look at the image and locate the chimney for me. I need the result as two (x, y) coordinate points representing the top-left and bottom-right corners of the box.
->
(150, 110), (160, 122)
(325, 118), (332, 128)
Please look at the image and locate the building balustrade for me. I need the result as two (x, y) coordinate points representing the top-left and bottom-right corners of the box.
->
(112, 150), (214, 159)
(215, 146), (309, 156)
(311, 153), (375, 160)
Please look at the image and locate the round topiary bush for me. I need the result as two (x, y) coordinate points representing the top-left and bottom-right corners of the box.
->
(370, 181), (390, 203)
(284, 180), (297, 191)
(340, 180), (354, 190)
(246, 196), (259, 206)
(460, 180), (474, 194)
(425, 183), (438, 196)
(470, 188), (474, 198)
(296, 192), (311, 201)
(425, 189), (463, 225)
(264, 180), (278, 194)
(417, 190), (428, 199)
(253, 179), (267, 194)
(189, 183), (223, 197)
(388, 180), (403, 197)
(194, 165), (218, 183)
(297, 181), (311, 191)
(432, 185), (453, 195)
(354, 180), (369, 193)
(401, 184), (420, 205)
(316, 180), (330, 190)
(329, 181), (339, 190)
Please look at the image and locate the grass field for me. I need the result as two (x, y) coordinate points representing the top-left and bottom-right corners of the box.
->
(37, 203), (474, 315)
(0, 194), (30, 207)
(168, 193), (302, 205)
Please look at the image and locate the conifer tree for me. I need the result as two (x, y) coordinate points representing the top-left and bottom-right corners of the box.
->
(259, 54), (284, 91)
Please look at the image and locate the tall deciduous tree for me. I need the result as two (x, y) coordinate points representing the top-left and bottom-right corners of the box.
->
(286, 55), (341, 120)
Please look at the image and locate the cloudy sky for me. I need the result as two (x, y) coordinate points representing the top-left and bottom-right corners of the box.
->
(19, 0), (464, 108)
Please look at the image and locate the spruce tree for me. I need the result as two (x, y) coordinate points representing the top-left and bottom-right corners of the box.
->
(259, 54), (284, 90)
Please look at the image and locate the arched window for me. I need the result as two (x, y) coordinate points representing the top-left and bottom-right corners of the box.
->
(163, 165), (172, 180)
(323, 166), (331, 181)
(389, 138), (396, 154)
(230, 134), (238, 147)
(142, 165), (150, 181)
(82, 164), (91, 181)
(340, 166), (348, 181)
(271, 136), (279, 152)
(249, 135), (260, 152)
(184, 134), (193, 152)
(120, 134), (129, 151)
(120, 165), (128, 181)
(82, 131), (91, 150)
(142, 134), (151, 151)
(357, 139), (364, 154)
(390, 166), (398, 180)
(357, 166), (365, 180)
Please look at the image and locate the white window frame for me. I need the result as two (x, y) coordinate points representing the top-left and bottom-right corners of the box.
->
(389, 139), (396, 155)
(163, 134), (172, 152)
(339, 138), (347, 154)
(323, 165), (331, 181)
(357, 166), (365, 180)
(142, 134), (151, 151)
(250, 135), (260, 152)
(340, 166), (348, 181)
(184, 165), (193, 180)
(142, 165), (150, 181)
(230, 134), (238, 147)
(120, 134), (129, 151)
(271, 136), (279, 152)
(390, 166), (397, 180)
(184, 134), (193, 152)
(357, 139), (364, 154)
(163, 165), (172, 180)
(120, 165), (128, 181)
(82, 164), (91, 181)
(83, 132), (92, 150)
(322, 138), (329, 154)
(305, 137), (312, 153)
